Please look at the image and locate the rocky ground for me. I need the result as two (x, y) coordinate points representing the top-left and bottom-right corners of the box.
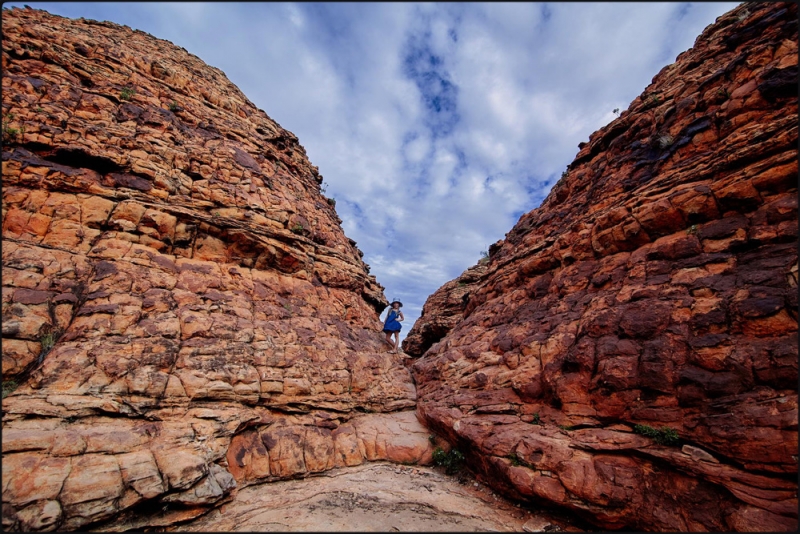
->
(156, 463), (583, 533)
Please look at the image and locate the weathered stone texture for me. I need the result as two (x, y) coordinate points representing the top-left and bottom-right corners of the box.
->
(1, 6), (418, 531)
(412, 3), (798, 531)
(403, 262), (488, 357)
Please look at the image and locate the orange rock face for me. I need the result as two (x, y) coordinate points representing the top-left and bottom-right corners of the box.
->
(403, 262), (488, 357)
(412, 3), (798, 531)
(1, 7), (425, 531)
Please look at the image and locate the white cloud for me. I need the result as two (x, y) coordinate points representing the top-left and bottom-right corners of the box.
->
(286, 3), (304, 28)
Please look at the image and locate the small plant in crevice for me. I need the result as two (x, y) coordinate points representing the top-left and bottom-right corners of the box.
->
(291, 223), (305, 235)
(432, 447), (465, 475)
(478, 250), (490, 264)
(656, 134), (674, 149)
(38, 327), (61, 363)
(3, 113), (19, 140)
(686, 224), (698, 235)
(737, 9), (750, 21)
(558, 424), (575, 432)
(506, 452), (533, 468)
(2, 380), (18, 399)
(531, 412), (541, 425)
(39, 331), (57, 354)
(326, 197), (336, 207)
(633, 424), (680, 446)
(168, 100), (180, 112)
(35, 106), (44, 112)
(3, 124), (19, 140)
(119, 87), (136, 101)
(716, 87), (731, 103)
(612, 108), (620, 117)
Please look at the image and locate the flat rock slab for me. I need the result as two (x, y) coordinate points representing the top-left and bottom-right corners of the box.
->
(167, 463), (579, 532)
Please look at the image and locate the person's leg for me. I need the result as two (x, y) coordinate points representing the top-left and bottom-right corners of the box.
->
(384, 331), (394, 349)
(392, 332), (400, 353)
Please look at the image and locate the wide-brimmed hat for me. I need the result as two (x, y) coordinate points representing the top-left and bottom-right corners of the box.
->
(390, 300), (403, 307)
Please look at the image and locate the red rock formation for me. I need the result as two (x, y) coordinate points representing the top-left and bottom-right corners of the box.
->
(1, 7), (431, 531)
(412, 2), (798, 531)
(403, 262), (488, 357)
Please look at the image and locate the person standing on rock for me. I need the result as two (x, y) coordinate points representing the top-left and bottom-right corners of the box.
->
(382, 300), (404, 353)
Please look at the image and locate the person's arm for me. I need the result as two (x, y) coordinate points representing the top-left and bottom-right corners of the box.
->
(398, 311), (404, 321)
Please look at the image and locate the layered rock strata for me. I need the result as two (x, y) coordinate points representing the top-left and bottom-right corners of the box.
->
(412, 2), (798, 531)
(1, 7), (426, 531)
(403, 262), (488, 357)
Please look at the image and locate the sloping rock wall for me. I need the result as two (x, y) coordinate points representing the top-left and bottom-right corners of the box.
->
(1, 7), (428, 531)
(412, 2), (798, 531)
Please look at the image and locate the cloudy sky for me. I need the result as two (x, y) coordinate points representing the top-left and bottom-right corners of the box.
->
(7, 2), (738, 340)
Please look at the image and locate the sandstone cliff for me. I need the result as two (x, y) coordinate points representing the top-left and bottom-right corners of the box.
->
(1, 7), (433, 531)
(403, 262), (488, 357)
(411, 2), (798, 531)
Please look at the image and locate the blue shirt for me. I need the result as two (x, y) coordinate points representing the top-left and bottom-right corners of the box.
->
(383, 309), (402, 331)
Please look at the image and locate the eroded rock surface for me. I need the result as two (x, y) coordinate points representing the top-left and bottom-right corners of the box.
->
(1, 7), (419, 531)
(403, 262), (488, 358)
(156, 463), (579, 533)
(412, 3), (798, 531)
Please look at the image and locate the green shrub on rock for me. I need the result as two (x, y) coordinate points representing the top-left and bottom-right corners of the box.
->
(432, 447), (465, 475)
(634, 424), (680, 445)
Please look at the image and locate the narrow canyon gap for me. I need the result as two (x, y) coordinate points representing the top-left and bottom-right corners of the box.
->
(2, 2), (798, 532)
